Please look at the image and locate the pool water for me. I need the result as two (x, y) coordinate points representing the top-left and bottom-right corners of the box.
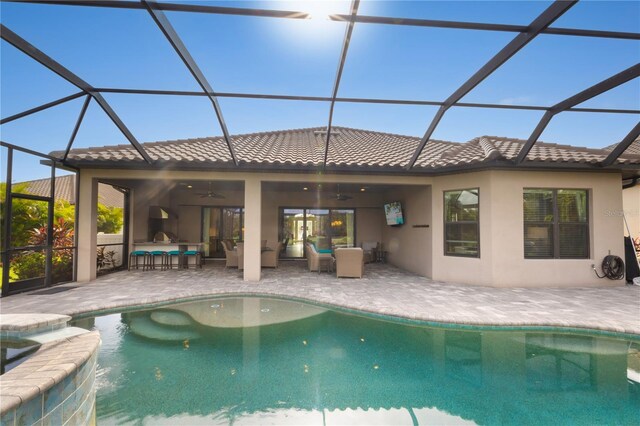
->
(73, 297), (640, 425)
(0, 338), (40, 375)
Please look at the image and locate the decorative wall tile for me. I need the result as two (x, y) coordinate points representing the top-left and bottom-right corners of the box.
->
(14, 394), (42, 426)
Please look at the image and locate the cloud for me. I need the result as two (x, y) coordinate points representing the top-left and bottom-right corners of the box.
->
(497, 96), (535, 106)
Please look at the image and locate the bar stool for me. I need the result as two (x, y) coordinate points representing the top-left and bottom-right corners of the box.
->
(183, 250), (202, 269)
(167, 250), (182, 269)
(129, 250), (150, 271)
(149, 250), (168, 270)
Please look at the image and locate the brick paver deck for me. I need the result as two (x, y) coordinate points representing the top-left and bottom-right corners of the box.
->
(1, 261), (639, 336)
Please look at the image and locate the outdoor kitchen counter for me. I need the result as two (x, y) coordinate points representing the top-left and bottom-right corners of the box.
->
(133, 242), (204, 252)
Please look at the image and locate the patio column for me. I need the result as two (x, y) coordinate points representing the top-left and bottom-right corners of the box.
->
(76, 173), (98, 283)
(243, 177), (262, 281)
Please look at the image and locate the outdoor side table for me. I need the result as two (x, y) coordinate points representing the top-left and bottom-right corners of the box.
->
(318, 256), (334, 274)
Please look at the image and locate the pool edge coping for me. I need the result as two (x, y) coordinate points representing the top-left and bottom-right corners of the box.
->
(67, 291), (640, 341)
(0, 330), (101, 416)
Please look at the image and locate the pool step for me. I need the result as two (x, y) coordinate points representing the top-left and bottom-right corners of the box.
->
(28, 327), (90, 344)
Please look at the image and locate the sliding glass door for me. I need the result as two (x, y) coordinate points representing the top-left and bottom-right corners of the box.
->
(202, 207), (244, 258)
(306, 209), (331, 251)
(279, 208), (355, 258)
(281, 209), (305, 258)
(329, 209), (355, 248)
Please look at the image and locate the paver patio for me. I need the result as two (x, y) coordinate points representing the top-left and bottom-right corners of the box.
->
(1, 261), (639, 336)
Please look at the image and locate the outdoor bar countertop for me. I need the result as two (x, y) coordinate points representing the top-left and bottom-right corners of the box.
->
(132, 242), (204, 249)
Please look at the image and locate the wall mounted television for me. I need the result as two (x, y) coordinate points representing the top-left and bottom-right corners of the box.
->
(384, 201), (404, 226)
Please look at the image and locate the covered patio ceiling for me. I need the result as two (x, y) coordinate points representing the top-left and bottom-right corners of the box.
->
(0, 0), (638, 173)
(99, 178), (397, 196)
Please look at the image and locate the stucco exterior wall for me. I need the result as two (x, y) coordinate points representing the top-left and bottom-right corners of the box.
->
(128, 180), (175, 242)
(431, 170), (625, 288)
(356, 207), (384, 248)
(77, 168), (624, 287)
(382, 186), (432, 278)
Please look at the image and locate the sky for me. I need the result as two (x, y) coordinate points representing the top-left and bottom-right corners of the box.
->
(0, 0), (639, 181)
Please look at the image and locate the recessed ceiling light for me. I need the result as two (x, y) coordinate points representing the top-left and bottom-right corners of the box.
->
(360, 188), (366, 192)
(187, 185), (193, 189)
(303, 187), (308, 191)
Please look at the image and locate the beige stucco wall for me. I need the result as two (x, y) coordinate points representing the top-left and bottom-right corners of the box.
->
(356, 208), (384, 248)
(381, 186), (432, 277)
(431, 170), (625, 288)
(77, 168), (624, 287)
(125, 180), (174, 242)
(76, 173), (97, 283)
(623, 186), (640, 239)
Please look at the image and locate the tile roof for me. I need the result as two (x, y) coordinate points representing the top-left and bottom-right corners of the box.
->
(16, 175), (123, 208)
(604, 137), (640, 156)
(53, 126), (640, 171)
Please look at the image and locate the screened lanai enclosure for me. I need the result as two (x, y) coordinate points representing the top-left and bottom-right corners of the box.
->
(1, 0), (639, 295)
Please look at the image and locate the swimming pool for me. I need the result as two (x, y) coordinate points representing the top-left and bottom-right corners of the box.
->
(0, 338), (40, 375)
(73, 297), (640, 425)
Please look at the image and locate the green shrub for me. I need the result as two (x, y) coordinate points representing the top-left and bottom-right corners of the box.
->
(97, 204), (123, 234)
(2, 180), (122, 283)
(10, 251), (46, 281)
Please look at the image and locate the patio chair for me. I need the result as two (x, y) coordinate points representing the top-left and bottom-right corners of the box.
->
(222, 240), (238, 268)
(335, 248), (365, 278)
(237, 243), (244, 271)
(305, 242), (333, 272)
(262, 242), (283, 268)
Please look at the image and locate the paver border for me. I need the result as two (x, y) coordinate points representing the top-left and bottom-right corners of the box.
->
(68, 292), (640, 341)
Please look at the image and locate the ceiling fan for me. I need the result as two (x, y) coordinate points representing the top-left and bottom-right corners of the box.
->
(330, 184), (352, 201)
(196, 182), (225, 199)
